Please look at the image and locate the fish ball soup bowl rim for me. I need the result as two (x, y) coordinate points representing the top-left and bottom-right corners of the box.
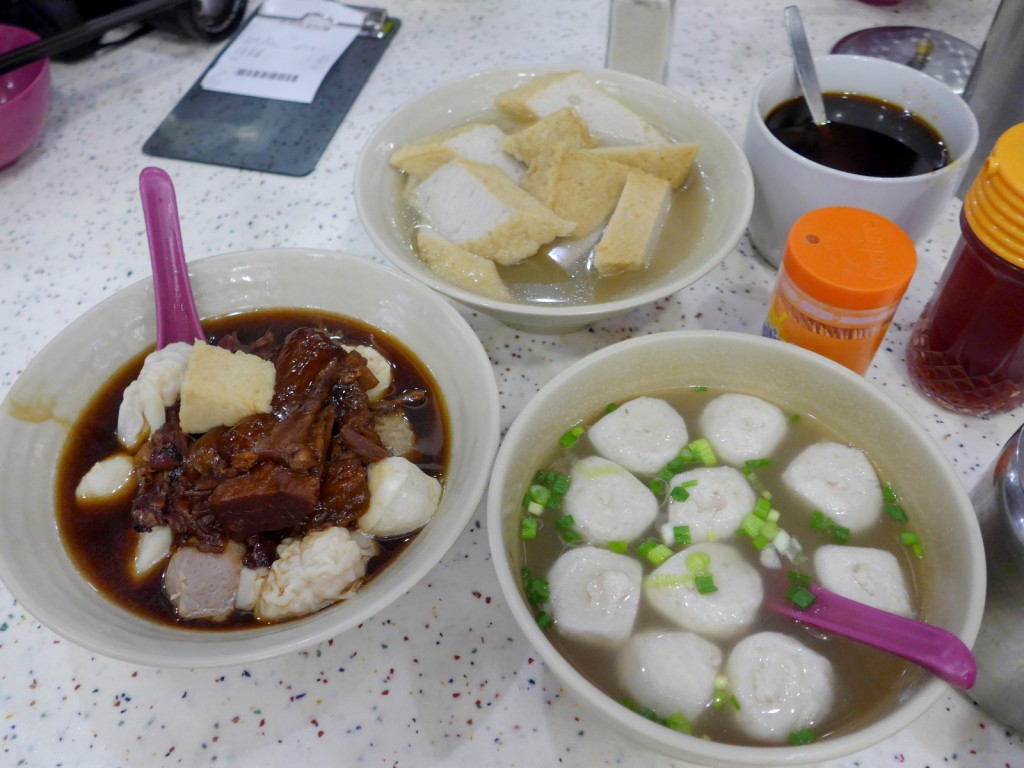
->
(354, 65), (754, 334)
(0, 248), (501, 668)
(486, 330), (985, 766)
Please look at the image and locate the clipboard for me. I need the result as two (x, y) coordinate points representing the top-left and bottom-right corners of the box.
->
(143, 15), (400, 177)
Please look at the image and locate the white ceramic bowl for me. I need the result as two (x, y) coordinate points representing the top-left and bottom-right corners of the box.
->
(486, 331), (985, 767)
(0, 249), (500, 668)
(355, 67), (754, 334)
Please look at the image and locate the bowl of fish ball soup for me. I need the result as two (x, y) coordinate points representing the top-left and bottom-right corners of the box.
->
(355, 67), (753, 333)
(486, 331), (984, 766)
(0, 248), (500, 667)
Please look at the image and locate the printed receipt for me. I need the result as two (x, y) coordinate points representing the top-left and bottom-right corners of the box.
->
(201, 15), (360, 104)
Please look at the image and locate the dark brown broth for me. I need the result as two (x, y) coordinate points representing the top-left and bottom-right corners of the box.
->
(56, 308), (449, 630)
(765, 92), (949, 177)
(522, 386), (924, 745)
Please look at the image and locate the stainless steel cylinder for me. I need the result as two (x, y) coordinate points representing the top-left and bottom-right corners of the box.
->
(958, 0), (1024, 197)
(968, 422), (1024, 731)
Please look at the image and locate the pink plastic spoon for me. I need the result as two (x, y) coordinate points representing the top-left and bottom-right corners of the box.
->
(139, 166), (204, 349)
(771, 582), (977, 689)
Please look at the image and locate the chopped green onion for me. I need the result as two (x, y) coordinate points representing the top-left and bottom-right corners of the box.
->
(786, 584), (816, 609)
(694, 574), (718, 594)
(526, 501), (544, 516)
(531, 469), (548, 485)
(789, 727), (816, 746)
(690, 385), (708, 392)
(535, 611), (553, 629)
(663, 711), (692, 733)
(685, 551), (711, 573)
(646, 573), (690, 589)
(521, 567), (550, 605)
(561, 529), (582, 544)
(788, 570), (812, 587)
(760, 521), (779, 541)
(673, 525), (692, 546)
(753, 496), (772, 519)
(637, 539), (658, 558)
(744, 458), (773, 471)
(900, 531), (919, 545)
(833, 525), (850, 544)
(666, 456), (687, 473)
(670, 485), (690, 502)
(739, 513), (765, 538)
(559, 424), (586, 448)
(729, 695), (741, 711)
(658, 466), (675, 482)
(520, 517), (538, 540)
(714, 674), (729, 691)
(886, 502), (909, 522)
(912, 542), (925, 559)
(551, 474), (571, 496)
(608, 540), (628, 554)
(787, 413), (801, 424)
(882, 485), (898, 501)
(810, 510), (834, 531)
(645, 544), (674, 566)
(649, 478), (666, 495)
(712, 692), (727, 709)
(605, 402), (619, 413)
(689, 438), (717, 467)
(529, 484), (551, 506)
(766, 508), (781, 524)
(555, 514), (576, 530)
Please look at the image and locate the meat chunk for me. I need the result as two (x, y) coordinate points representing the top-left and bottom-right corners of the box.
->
(209, 463), (320, 539)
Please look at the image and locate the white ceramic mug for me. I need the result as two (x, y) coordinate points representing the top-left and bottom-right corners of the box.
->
(744, 54), (979, 267)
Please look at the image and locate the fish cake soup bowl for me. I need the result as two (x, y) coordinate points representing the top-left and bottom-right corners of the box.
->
(486, 331), (984, 766)
(355, 66), (753, 334)
(0, 248), (500, 668)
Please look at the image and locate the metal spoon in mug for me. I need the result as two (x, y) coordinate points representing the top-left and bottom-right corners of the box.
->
(784, 5), (829, 126)
(139, 167), (204, 349)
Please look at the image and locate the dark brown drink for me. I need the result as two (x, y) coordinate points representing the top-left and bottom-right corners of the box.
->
(764, 92), (950, 177)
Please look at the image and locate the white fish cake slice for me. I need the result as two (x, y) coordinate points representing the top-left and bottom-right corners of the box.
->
(814, 545), (914, 617)
(644, 543), (763, 640)
(563, 455), (659, 545)
(667, 466), (756, 543)
(548, 546), (643, 647)
(359, 456), (442, 538)
(727, 631), (835, 743)
(698, 393), (788, 467)
(782, 442), (882, 534)
(618, 630), (723, 721)
(588, 396), (689, 476)
(165, 541), (245, 621)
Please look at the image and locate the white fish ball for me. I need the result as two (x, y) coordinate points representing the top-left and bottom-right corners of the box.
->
(699, 393), (788, 466)
(75, 454), (135, 504)
(548, 546), (643, 647)
(618, 630), (723, 722)
(782, 442), (882, 534)
(667, 466), (756, 543)
(644, 543), (763, 640)
(588, 397), (688, 475)
(359, 456), (442, 538)
(814, 545), (914, 617)
(132, 525), (172, 580)
(727, 631), (835, 743)
(563, 456), (658, 545)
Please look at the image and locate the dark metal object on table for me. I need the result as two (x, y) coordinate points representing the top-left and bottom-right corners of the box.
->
(0, 0), (247, 75)
(831, 26), (978, 94)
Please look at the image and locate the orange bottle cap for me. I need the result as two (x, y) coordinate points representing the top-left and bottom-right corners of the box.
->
(964, 122), (1024, 269)
(782, 207), (917, 310)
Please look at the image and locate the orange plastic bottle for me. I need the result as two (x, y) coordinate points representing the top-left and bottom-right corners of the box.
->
(762, 207), (917, 375)
(907, 123), (1024, 416)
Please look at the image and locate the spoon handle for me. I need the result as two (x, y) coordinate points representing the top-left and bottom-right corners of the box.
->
(139, 167), (204, 349)
(784, 5), (829, 126)
(773, 584), (977, 689)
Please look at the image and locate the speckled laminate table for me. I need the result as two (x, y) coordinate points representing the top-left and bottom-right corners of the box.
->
(2, 1), (1023, 766)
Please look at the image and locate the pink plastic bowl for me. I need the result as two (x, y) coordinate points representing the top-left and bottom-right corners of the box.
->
(0, 24), (50, 169)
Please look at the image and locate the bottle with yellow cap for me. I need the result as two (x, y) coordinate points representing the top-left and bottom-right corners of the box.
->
(762, 206), (917, 375)
(907, 122), (1024, 416)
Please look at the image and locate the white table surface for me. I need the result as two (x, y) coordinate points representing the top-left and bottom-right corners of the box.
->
(2, 1), (1023, 766)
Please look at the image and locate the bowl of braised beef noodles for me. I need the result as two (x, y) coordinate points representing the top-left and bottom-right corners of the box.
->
(487, 330), (984, 766)
(355, 66), (754, 334)
(0, 249), (500, 668)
